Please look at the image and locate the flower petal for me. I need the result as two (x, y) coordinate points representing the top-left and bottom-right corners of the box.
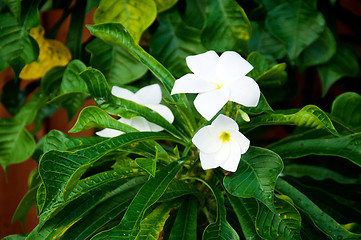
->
(96, 128), (123, 138)
(211, 114), (239, 131)
(135, 84), (162, 105)
(186, 50), (219, 81)
(228, 76), (260, 107)
(199, 143), (231, 170)
(111, 86), (136, 101)
(148, 122), (164, 132)
(194, 88), (230, 120)
(231, 130), (250, 154)
(199, 151), (221, 170)
(171, 74), (216, 95)
(146, 104), (174, 123)
(129, 117), (151, 131)
(192, 126), (223, 153)
(220, 140), (241, 172)
(216, 51), (253, 83)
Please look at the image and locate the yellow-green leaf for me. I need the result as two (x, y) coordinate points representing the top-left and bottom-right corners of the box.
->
(19, 26), (71, 80)
(154, 0), (178, 13)
(93, 0), (157, 43)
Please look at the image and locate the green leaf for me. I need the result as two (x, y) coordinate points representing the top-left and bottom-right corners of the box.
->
(168, 196), (197, 240)
(154, 0), (178, 13)
(27, 170), (147, 239)
(86, 38), (147, 85)
(183, 0), (206, 30)
(11, 185), (38, 225)
(242, 105), (339, 136)
(135, 158), (156, 177)
(265, 0), (325, 60)
(59, 59), (88, 94)
(149, 8), (206, 78)
(239, 93), (273, 116)
(86, 23), (176, 98)
(247, 52), (287, 86)
(202, 183), (240, 240)
(60, 178), (142, 240)
(318, 45), (359, 96)
(91, 160), (183, 239)
(269, 132), (361, 167)
(0, 14), (39, 76)
(226, 195), (262, 240)
(1, 234), (28, 240)
(0, 90), (47, 170)
(48, 59), (88, 120)
(93, 0), (157, 43)
(80, 68), (183, 138)
(201, 0), (250, 53)
(224, 147), (283, 211)
(276, 178), (361, 239)
(69, 106), (137, 134)
(256, 195), (302, 240)
(38, 132), (179, 224)
(136, 200), (179, 239)
(249, 21), (286, 59)
(283, 164), (358, 184)
(86, 23), (197, 134)
(297, 27), (336, 70)
(159, 179), (203, 203)
(331, 92), (361, 132)
(39, 130), (102, 154)
(66, 0), (85, 59)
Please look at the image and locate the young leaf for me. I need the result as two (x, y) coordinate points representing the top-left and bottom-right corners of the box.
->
(149, 8), (206, 78)
(154, 0), (178, 13)
(223, 147), (284, 211)
(168, 196), (197, 240)
(85, 38), (147, 85)
(276, 178), (361, 239)
(331, 92), (361, 132)
(265, 0), (325, 61)
(256, 195), (302, 240)
(93, 0), (157, 43)
(201, 0), (250, 53)
(202, 183), (240, 240)
(90, 160), (183, 239)
(135, 158), (156, 177)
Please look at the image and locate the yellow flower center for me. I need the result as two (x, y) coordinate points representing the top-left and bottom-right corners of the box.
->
(219, 131), (231, 143)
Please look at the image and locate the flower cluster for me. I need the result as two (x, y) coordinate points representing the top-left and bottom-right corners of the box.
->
(98, 51), (260, 172)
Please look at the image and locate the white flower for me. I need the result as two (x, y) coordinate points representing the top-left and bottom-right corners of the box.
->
(171, 50), (260, 120)
(192, 114), (250, 172)
(96, 84), (174, 137)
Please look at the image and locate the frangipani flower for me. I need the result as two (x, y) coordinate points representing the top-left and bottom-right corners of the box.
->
(192, 114), (250, 172)
(171, 50), (260, 120)
(96, 84), (174, 137)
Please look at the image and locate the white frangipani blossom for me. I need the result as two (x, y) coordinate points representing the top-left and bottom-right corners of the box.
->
(96, 84), (174, 138)
(192, 114), (250, 172)
(171, 50), (260, 120)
